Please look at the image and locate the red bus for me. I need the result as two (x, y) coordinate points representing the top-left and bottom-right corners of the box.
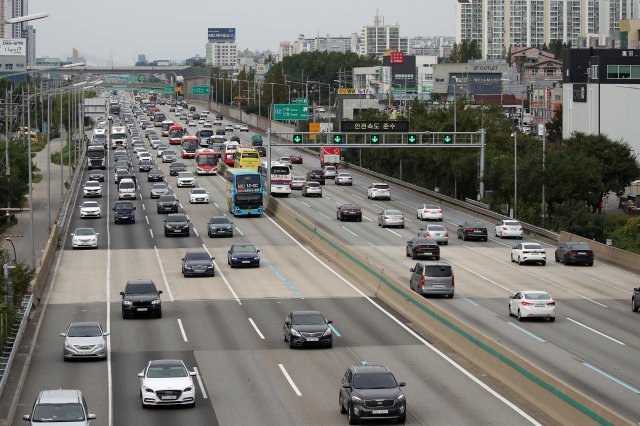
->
(222, 141), (240, 166)
(181, 136), (199, 159)
(169, 125), (185, 145)
(195, 148), (219, 175)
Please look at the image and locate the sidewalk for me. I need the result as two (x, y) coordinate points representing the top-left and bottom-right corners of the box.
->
(2, 135), (70, 269)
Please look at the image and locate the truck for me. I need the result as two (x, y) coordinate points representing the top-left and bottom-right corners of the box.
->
(320, 146), (341, 168)
(87, 145), (106, 170)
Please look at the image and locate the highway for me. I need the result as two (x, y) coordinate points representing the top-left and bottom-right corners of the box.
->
(9, 95), (638, 425)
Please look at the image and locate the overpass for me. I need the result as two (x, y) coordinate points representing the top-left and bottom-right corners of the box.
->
(27, 65), (190, 74)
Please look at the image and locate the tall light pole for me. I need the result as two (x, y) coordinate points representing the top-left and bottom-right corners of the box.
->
(512, 131), (518, 219)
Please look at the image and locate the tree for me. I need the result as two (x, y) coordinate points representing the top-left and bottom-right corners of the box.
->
(448, 40), (482, 63)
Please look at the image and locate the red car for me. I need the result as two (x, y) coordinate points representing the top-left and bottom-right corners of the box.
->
(290, 154), (303, 164)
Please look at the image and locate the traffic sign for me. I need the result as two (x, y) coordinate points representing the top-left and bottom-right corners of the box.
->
(274, 104), (308, 121)
(443, 134), (453, 143)
(407, 134), (417, 144)
(293, 98), (309, 104)
(309, 122), (320, 133)
(293, 134), (303, 143)
(192, 85), (210, 95)
(163, 85), (175, 94)
(137, 74), (145, 82)
(370, 135), (380, 144)
(341, 121), (409, 132)
(332, 134), (344, 144)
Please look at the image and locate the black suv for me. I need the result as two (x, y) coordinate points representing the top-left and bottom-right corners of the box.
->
(336, 204), (362, 222)
(207, 216), (234, 238)
(633, 287), (639, 312)
(147, 168), (164, 182)
(157, 195), (178, 214)
(339, 365), (406, 424)
(169, 162), (187, 176)
(306, 169), (326, 185)
(457, 221), (488, 241)
(406, 237), (440, 260)
(120, 279), (163, 318)
(164, 213), (190, 237)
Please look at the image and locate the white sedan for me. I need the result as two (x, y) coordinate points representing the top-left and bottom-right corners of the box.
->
(508, 290), (556, 321)
(188, 120), (197, 127)
(240, 124), (249, 132)
(71, 227), (98, 249)
(225, 124), (234, 132)
(495, 219), (523, 239)
(189, 187), (209, 204)
(510, 243), (546, 265)
(177, 172), (195, 187)
(79, 201), (101, 218)
(417, 203), (443, 221)
(139, 359), (196, 407)
(203, 120), (213, 128)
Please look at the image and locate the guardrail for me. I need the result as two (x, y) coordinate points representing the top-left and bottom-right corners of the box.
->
(0, 295), (33, 398)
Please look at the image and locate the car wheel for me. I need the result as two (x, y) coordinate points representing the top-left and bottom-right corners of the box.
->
(447, 293), (454, 298)
(632, 298), (638, 312)
(411, 252), (417, 260)
(156, 310), (162, 319)
(587, 261), (593, 266)
(406, 249), (411, 257)
(483, 237), (488, 242)
(554, 253), (559, 262)
(339, 394), (347, 414)
(401, 225), (404, 229)
(549, 317), (556, 322)
(357, 217), (362, 222)
(434, 256), (440, 260)
(288, 336), (294, 349)
(517, 256), (522, 265)
(348, 404), (358, 425)
(508, 305), (512, 316)
(462, 234), (467, 241)
(517, 309), (523, 321)
(510, 254), (515, 263)
(540, 261), (546, 266)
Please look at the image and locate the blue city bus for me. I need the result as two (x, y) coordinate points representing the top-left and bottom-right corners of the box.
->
(226, 169), (264, 216)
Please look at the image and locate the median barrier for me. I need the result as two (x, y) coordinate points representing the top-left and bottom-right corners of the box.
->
(267, 196), (632, 426)
(559, 231), (640, 274)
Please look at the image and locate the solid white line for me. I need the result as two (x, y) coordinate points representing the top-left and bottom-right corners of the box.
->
(352, 194), (363, 200)
(145, 215), (149, 225)
(149, 229), (154, 239)
(193, 228), (199, 238)
(566, 317), (625, 345)
(264, 213), (539, 425)
(386, 229), (402, 237)
(202, 243), (241, 305)
(153, 245), (174, 302)
(106, 173), (113, 426)
(177, 319), (188, 342)
(248, 318), (265, 340)
(362, 215), (373, 222)
(193, 367), (208, 399)
(372, 202), (385, 209)
(278, 364), (302, 396)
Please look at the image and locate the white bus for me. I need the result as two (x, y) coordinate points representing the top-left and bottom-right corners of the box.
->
(262, 161), (291, 196)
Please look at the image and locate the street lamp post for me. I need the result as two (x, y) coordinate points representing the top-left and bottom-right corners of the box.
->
(512, 131), (518, 219)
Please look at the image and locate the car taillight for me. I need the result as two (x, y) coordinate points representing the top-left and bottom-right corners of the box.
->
(444, 232), (449, 237)
(466, 228), (474, 232)
(502, 227), (508, 230)
(547, 301), (556, 306)
(437, 210), (442, 213)
(384, 216), (390, 220)
(568, 250), (577, 255)
(521, 301), (533, 306)
(451, 275), (454, 288)
(420, 276), (425, 287)
(426, 232), (432, 236)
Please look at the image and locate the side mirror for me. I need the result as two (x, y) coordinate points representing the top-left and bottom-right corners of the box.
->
(70, 233), (75, 236)
(133, 207), (137, 210)
(407, 241), (411, 244)
(119, 291), (125, 296)
(284, 321), (291, 327)
(158, 290), (163, 295)
(22, 415), (31, 421)
(60, 333), (66, 337)
(409, 268), (415, 272)
(256, 249), (260, 252)
(103, 332), (110, 337)
(509, 296), (514, 299)
(228, 250), (232, 254)
(88, 414), (97, 420)
(341, 384), (351, 389)
(327, 320), (333, 324)
(399, 382), (406, 387)
(189, 371), (197, 376)
(634, 288), (640, 292)
(138, 373), (144, 378)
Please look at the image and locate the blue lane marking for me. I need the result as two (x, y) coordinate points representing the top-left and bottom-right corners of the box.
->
(259, 254), (304, 299)
(214, 202), (219, 208)
(507, 322), (547, 343)
(463, 297), (480, 307)
(328, 324), (341, 337)
(583, 363), (640, 394)
(235, 227), (244, 236)
(342, 226), (358, 237)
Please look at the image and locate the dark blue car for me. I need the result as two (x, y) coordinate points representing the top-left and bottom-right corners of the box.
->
(227, 243), (260, 268)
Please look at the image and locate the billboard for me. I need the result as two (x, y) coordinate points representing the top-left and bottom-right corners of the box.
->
(390, 51), (405, 64)
(0, 38), (26, 56)
(208, 28), (236, 42)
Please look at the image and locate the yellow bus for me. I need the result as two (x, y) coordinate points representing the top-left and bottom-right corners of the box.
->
(232, 147), (260, 171)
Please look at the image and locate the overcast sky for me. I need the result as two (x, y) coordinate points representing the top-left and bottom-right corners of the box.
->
(29, 0), (455, 65)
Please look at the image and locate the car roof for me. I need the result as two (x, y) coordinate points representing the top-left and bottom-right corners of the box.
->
(36, 389), (83, 404)
(126, 279), (155, 285)
(350, 365), (391, 374)
(417, 260), (451, 267)
(69, 321), (100, 327)
(291, 310), (323, 316)
(148, 359), (185, 367)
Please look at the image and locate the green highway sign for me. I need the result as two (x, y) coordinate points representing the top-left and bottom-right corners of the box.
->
(293, 98), (309, 104)
(137, 74), (145, 82)
(332, 134), (344, 144)
(293, 134), (303, 143)
(443, 134), (453, 143)
(192, 85), (210, 95)
(407, 134), (417, 144)
(370, 135), (380, 144)
(163, 85), (175, 94)
(274, 104), (309, 120)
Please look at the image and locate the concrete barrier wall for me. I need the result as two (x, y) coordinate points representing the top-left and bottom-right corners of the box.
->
(30, 225), (59, 306)
(559, 231), (640, 274)
(267, 197), (632, 426)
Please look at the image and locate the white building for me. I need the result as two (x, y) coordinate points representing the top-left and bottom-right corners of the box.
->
(456, 0), (640, 59)
(359, 13), (409, 56)
(206, 41), (237, 69)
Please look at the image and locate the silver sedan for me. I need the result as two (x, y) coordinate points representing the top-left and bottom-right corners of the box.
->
(378, 210), (404, 228)
(417, 224), (449, 245)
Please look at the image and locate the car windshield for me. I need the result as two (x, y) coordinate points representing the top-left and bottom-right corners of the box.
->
(524, 292), (551, 300)
(424, 204), (439, 209)
(385, 210), (402, 216)
(171, 163), (186, 169)
(504, 221), (520, 226)
(210, 217), (230, 225)
(353, 372), (397, 389)
(234, 245), (256, 253)
(167, 214), (187, 222)
(423, 265), (453, 277)
(374, 184), (389, 189)
(67, 324), (102, 337)
(147, 363), (188, 378)
(74, 228), (94, 236)
(427, 225), (446, 231)
(307, 182), (320, 187)
(338, 173), (351, 177)
(32, 403), (86, 422)
(523, 244), (543, 250)
(292, 313), (325, 325)
(115, 202), (133, 210)
(159, 196), (176, 202)
(85, 182), (99, 187)
(192, 189), (206, 194)
(293, 177), (305, 182)
(126, 283), (157, 294)
(152, 184), (167, 190)
(82, 202), (98, 208)
(186, 252), (210, 261)
(568, 243), (591, 249)
(179, 172), (193, 178)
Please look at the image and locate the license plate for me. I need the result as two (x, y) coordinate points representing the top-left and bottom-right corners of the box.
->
(421, 252), (432, 256)
(247, 210), (253, 214)
(161, 395), (177, 400)
(242, 260), (250, 263)
(372, 410), (388, 414)
(137, 308), (148, 312)
(535, 303), (546, 307)
(306, 337), (319, 342)
(173, 230), (182, 233)
(432, 284), (444, 288)
(578, 251), (586, 255)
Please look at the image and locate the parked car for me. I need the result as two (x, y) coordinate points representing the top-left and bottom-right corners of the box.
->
(409, 261), (455, 298)
(336, 204), (362, 222)
(120, 279), (162, 318)
(302, 181), (322, 197)
(367, 183), (391, 200)
(283, 311), (333, 348)
(139, 359), (196, 407)
(61, 322), (108, 361)
(508, 290), (556, 321)
(416, 203), (443, 221)
(554, 241), (594, 266)
(457, 221), (488, 241)
(228, 243), (260, 268)
(417, 224), (449, 245)
(378, 210), (404, 228)
(495, 219), (524, 239)
(406, 237), (440, 260)
(338, 365), (406, 424)
(182, 251), (215, 277)
(511, 243), (546, 265)
(207, 216), (234, 238)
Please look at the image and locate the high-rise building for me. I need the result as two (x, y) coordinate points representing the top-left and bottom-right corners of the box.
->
(206, 41), (237, 69)
(456, 0), (640, 59)
(359, 13), (409, 56)
(25, 24), (34, 65)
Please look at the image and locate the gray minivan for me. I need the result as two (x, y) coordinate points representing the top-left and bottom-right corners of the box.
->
(23, 389), (96, 424)
(409, 261), (454, 298)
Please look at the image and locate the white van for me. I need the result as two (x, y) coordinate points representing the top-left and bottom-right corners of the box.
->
(118, 178), (136, 200)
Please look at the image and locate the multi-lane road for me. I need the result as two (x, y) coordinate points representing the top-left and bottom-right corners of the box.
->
(8, 95), (639, 425)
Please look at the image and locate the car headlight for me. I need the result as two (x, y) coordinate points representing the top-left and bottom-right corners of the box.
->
(351, 395), (363, 403)
(290, 329), (301, 337)
(184, 265), (192, 269)
(97, 341), (105, 349)
(183, 386), (193, 392)
(123, 300), (132, 306)
(396, 394), (405, 401)
(65, 342), (73, 350)
(254, 256), (260, 260)
(151, 299), (160, 305)
(143, 386), (154, 393)
(322, 328), (332, 336)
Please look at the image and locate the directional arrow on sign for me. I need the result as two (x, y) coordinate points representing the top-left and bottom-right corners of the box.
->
(293, 135), (302, 143)
(408, 135), (416, 143)
(444, 135), (452, 143)
(334, 135), (342, 143)
(371, 135), (379, 143)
